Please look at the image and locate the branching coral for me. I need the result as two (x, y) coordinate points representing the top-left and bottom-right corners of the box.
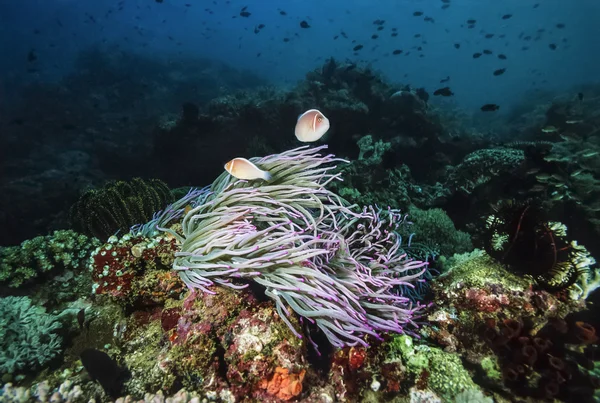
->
(165, 145), (428, 348)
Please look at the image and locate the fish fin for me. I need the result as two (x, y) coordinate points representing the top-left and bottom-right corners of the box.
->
(263, 171), (273, 181)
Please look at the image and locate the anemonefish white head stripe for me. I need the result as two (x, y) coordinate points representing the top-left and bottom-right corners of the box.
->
(294, 109), (330, 142)
(224, 157), (272, 181)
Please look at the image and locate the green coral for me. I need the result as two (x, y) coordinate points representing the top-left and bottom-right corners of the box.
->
(402, 206), (473, 257)
(332, 135), (415, 207)
(440, 249), (532, 292)
(448, 148), (525, 194)
(480, 356), (502, 383)
(0, 296), (63, 375)
(454, 388), (494, 403)
(0, 230), (100, 288)
(387, 335), (479, 400)
(70, 178), (174, 240)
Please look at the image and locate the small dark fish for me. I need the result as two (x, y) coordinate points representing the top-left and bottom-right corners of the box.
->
(485, 33), (494, 38)
(454, 43), (460, 49)
(283, 37), (290, 42)
(391, 32), (398, 37)
(372, 34), (379, 39)
(549, 43), (557, 50)
(80, 349), (126, 398)
(472, 52), (482, 58)
(27, 50), (37, 62)
(441, 0), (450, 3)
(442, 4), (450, 9)
(413, 11), (423, 16)
(77, 309), (86, 329)
(440, 76), (450, 83)
(433, 87), (453, 96)
(392, 49), (403, 55)
(502, 14), (512, 19)
(414, 34), (421, 38)
(240, 10), (250, 17)
(533, 3), (539, 8)
(556, 23), (565, 29)
(481, 103), (500, 112)
(467, 19), (476, 24)
(493, 68), (506, 76)
(483, 49), (492, 55)
(377, 26), (384, 31)
(498, 54), (507, 59)
(578, 92), (584, 101)
(279, 10), (287, 15)
(257, 23), (265, 29)
(467, 24), (475, 29)
(424, 16), (434, 22)
(300, 20), (310, 28)
(353, 44), (363, 51)
(373, 19), (385, 25)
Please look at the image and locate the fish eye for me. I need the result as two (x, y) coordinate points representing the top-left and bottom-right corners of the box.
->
(317, 117), (323, 122)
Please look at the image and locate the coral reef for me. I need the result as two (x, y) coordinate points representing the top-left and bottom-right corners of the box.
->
(426, 249), (599, 401)
(3, 53), (600, 403)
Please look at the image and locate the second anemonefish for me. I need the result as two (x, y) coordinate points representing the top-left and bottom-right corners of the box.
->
(294, 109), (330, 142)
(224, 157), (272, 181)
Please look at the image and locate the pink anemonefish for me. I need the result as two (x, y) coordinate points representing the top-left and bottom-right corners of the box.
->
(294, 109), (330, 142)
(224, 157), (272, 181)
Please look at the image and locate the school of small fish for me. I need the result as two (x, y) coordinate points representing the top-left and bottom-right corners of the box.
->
(25, 1), (574, 115)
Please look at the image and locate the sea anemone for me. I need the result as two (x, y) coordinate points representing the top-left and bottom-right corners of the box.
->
(163, 145), (428, 348)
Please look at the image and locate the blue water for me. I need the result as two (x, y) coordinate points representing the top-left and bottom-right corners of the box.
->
(1, 0), (598, 111)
